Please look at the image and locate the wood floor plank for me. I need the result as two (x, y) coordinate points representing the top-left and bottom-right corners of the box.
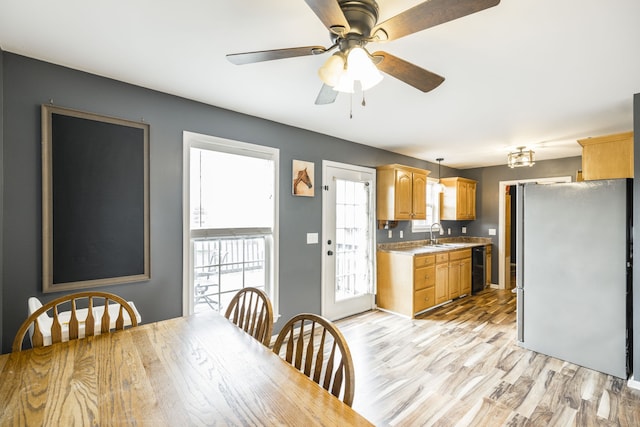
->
(336, 289), (640, 426)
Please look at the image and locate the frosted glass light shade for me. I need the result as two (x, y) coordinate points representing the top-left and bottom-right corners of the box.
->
(346, 47), (383, 90)
(333, 71), (355, 93)
(318, 54), (346, 87)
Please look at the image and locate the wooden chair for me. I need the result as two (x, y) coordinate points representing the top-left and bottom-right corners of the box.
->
(224, 287), (274, 346)
(13, 291), (139, 352)
(272, 313), (355, 406)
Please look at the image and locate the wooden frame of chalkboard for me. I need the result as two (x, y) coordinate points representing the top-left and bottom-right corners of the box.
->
(41, 105), (150, 293)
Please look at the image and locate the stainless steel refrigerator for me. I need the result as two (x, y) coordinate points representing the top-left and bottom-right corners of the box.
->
(515, 179), (632, 379)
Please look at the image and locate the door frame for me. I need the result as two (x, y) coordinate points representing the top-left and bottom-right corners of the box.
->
(321, 160), (377, 319)
(497, 176), (571, 289)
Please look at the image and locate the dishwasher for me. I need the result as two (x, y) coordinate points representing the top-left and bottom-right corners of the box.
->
(472, 246), (486, 294)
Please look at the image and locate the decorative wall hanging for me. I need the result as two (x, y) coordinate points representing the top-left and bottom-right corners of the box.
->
(292, 159), (315, 197)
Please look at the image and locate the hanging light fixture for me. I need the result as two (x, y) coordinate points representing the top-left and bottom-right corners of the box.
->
(507, 147), (536, 168)
(318, 47), (383, 94)
(433, 158), (445, 193)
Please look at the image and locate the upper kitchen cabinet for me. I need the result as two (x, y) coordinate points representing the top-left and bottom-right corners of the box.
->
(377, 164), (430, 221)
(440, 177), (477, 221)
(578, 131), (634, 180)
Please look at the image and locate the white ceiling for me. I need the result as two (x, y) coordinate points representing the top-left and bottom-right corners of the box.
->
(1, 0), (639, 169)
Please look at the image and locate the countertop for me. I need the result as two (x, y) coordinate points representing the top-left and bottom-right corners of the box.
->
(378, 237), (492, 256)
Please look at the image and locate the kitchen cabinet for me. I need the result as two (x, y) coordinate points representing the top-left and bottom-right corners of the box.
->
(578, 131), (634, 180)
(377, 247), (472, 317)
(434, 253), (449, 305)
(440, 177), (477, 220)
(377, 251), (436, 317)
(448, 249), (472, 299)
(377, 164), (429, 221)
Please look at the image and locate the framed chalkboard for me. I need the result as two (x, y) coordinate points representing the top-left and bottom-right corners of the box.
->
(41, 105), (150, 293)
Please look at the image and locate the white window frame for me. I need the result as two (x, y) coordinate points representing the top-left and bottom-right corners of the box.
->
(182, 131), (279, 317)
(412, 177), (441, 233)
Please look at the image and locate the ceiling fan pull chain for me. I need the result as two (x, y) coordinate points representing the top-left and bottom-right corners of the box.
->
(350, 93), (353, 119)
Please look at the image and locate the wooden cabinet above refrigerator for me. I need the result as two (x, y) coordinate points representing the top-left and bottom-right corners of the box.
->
(578, 131), (633, 180)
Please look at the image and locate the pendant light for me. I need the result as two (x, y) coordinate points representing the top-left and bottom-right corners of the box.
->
(433, 158), (445, 193)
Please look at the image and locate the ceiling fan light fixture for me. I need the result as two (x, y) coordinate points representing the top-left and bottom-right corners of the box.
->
(318, 53), (346, 87)
(346, 47), (383, 91)
(333, 71), (356, 93)
(508, 147), (535, 168)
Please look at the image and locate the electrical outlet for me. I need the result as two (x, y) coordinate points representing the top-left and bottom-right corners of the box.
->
(448, 228), (451, 235)
(400, 230), (404, 238)
(462, 227), (467, 234)
(388, 230), (392, 238)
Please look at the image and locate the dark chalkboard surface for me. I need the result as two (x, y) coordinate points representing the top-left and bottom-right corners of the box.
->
(41, 105), (150, 292)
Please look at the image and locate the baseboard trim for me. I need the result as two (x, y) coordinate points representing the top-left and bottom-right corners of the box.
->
(628, 375), (640, 390)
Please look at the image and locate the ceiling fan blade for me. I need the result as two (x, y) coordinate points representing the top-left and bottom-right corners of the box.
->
(227, 46), (327, 65)
(315, 84), (339, 105)
(373, 0), (500, 41)
(372, 51), (445, 93)
(304, 0), (350, 36)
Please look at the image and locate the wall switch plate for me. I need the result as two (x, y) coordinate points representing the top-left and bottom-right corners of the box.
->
(448, 228), (451, 235)
(306, 233), (318, 244)
(400, 230), (403, 238)
(388, 230), (393, 238)
(488, 228), (497, 236)
(462, 227), (467, 234)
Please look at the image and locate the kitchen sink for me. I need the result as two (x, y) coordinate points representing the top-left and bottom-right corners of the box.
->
(429, 243), (468, 248)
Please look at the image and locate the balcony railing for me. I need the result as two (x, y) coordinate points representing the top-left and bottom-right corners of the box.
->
(193, 236), (267, 313)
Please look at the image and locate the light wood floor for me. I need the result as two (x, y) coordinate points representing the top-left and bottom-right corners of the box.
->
(335, 289), (640, 426)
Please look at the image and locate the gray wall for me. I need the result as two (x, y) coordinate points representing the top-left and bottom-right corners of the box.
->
(463, 156), (583, 284)
(0, 52), (447, 353)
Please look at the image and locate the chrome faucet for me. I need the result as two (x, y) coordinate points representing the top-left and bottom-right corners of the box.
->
(430, 223), (442, 245)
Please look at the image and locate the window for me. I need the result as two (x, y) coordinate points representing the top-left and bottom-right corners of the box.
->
(183, 132), (279, 316)
(412, 177), (441, 233)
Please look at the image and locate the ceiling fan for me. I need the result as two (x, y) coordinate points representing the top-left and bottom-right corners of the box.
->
(226, 0), (500, 105)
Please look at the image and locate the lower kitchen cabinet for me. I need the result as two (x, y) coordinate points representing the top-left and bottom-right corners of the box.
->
(377, 248), (472, 318)
(435, 253), (449, 305)
(449, 249), (472, 298)
(377, 251), (435, 317)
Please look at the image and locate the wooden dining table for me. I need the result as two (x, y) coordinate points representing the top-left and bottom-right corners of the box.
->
(0, 311), (373, 426)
